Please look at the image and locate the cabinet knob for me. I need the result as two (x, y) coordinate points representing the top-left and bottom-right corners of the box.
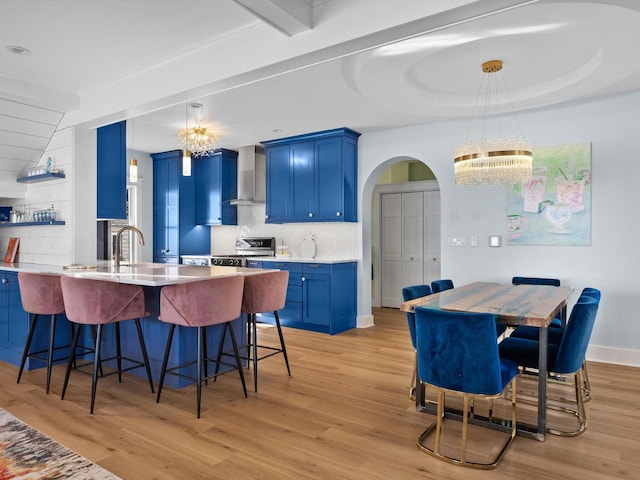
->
(1, 278), (7, 284)
(301, 276), (305, 282)
(308, 213), (313, 218)
(336, 211), (341, 217)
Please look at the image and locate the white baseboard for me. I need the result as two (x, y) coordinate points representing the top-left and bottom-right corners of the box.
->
(587, 344), (640, 368)
(357, 314), (375, 328)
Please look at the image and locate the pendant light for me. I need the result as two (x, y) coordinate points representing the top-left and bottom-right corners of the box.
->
(182, 149), (192, 176)
(178, 102), (219, 177)
(129, 118), (138, 183)
(454, 60), (532, 186)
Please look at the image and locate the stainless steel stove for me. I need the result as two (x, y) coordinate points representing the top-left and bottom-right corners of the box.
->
(181, 237), (275, 267)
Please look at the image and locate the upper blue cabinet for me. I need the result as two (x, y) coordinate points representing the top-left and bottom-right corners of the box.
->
(262, 128), (360, 223)
(194, 149), (238, 225)
(97, 120), (127, 219)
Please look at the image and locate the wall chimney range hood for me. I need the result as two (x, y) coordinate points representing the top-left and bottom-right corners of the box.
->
(230, 145), (266, 205)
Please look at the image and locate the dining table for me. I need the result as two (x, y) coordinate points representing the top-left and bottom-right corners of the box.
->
(400, 281), (573, 441)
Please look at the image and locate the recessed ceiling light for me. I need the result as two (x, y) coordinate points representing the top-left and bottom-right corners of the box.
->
(6, 45), (31, 55)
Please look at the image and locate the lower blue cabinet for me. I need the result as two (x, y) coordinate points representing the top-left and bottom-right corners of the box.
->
(0, 271), (72, 368)
(257, 261), (356, 334)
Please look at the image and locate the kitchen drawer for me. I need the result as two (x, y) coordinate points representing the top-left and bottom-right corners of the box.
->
(288, 272), (302, 287)
(287, 285), (302, 303)
(302, 262), (331, 275)
(262, 261), (302, 273)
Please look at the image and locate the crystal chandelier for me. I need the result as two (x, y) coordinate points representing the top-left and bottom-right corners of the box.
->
(178, 102), (220, 159)
(454, 60), (532, 186)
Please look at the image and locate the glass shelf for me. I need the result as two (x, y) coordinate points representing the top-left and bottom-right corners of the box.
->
(16, 172), (66, 183)
(0, 221), (65, 227)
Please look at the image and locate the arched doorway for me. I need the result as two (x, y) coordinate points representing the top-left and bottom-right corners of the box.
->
(360, 157), (441, 317)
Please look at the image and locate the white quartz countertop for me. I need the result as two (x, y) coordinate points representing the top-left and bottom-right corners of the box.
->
(0, 261), (275, 287)
(246, 256), (358, 264)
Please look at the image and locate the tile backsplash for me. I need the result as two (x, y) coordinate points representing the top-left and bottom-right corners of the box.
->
(210, 204), (358, 260)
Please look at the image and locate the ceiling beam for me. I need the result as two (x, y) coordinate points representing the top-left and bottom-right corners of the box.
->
(232, 0), (313, 36)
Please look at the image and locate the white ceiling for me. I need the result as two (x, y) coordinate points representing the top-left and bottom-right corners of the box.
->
(2, 0), (640, 182)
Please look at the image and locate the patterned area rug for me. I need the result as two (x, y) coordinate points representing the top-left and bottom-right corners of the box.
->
(0, 408), (121, 480)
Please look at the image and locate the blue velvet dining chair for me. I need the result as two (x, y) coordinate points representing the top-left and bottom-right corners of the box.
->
(512, 276), (562, 327)
(414, 307), (518, 469)
(402, 285), (431, 399)
(508, 287), (601, 402)
(430, 279), (454, 293)
(498, 295), (599, 436)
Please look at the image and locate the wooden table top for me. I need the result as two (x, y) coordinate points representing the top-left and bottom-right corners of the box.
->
(400, 281), (573, 327)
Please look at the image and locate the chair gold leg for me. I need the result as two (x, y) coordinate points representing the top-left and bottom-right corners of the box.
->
(461, 395), (470, 465)
(581, 361), (592, 402)
(416, 382), (517, 469)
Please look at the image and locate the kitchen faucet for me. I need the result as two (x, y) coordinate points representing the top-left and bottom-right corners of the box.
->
(114, 226), (145, 269)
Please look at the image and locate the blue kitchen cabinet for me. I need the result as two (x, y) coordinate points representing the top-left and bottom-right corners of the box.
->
(194, 149), (238, 225)
(260, 261), (303, 325)
(258, 261), (356, 334)
(290, 141), (315, 221)
(245, 260), (263, 269)
(262, 128), (360, 223)
(265, 144), (291, 223)
(0, 271), (63, 368)
(152, 150), (210, 264)
(0, 271), (27, 364)
(97, 120), (127, 219)
(302, 262), (356, 334)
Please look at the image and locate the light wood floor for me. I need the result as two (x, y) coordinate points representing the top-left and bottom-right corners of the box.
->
(1, 307), (638, 480)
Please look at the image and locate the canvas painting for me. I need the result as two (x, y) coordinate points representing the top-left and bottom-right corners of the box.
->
(506, 143), (591, 246)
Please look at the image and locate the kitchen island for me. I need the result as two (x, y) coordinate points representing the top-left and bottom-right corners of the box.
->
(0, 262), (275, 387)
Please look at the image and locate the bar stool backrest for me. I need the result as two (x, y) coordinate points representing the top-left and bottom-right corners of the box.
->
(242, 271), (289, 315)
(18, 272), (64, 315)
(60, 276), (145, 324)
(160, 276), (245, 327)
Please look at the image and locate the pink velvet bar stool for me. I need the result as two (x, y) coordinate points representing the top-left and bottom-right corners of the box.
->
(17, 272), (70, 394)
(59, 276), (155, 414)
(239, 270), (291, 392)
(156, 275), (247, 418)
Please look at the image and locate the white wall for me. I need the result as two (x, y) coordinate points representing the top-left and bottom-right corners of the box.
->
(359, 91), (640, 367)
(0, 128), (76, 265)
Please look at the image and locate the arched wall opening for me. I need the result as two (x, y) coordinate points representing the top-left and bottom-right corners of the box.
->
(357, 155), (441, 327)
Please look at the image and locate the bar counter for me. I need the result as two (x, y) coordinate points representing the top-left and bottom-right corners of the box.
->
(0, 261), (270, 286)
(0, 262), (275, 388)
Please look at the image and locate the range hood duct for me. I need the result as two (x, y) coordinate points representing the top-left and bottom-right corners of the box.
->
(230, 145), (266, 205)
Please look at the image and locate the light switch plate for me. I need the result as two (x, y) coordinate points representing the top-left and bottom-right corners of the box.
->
(489, 235), (502, 247)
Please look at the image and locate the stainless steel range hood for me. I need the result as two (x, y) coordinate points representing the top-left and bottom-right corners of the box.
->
(230, 145), (266, 205)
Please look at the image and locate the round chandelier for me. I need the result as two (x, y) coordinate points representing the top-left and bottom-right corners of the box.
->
(454, 60), (532, 186)
(178, 103), (220, 158)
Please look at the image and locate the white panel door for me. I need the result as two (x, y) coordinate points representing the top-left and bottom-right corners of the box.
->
(381, 191), (425, 307)
(381, 193), (402, 307)
(402, 191), (424, 291)
(424, 191), (441, 285)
